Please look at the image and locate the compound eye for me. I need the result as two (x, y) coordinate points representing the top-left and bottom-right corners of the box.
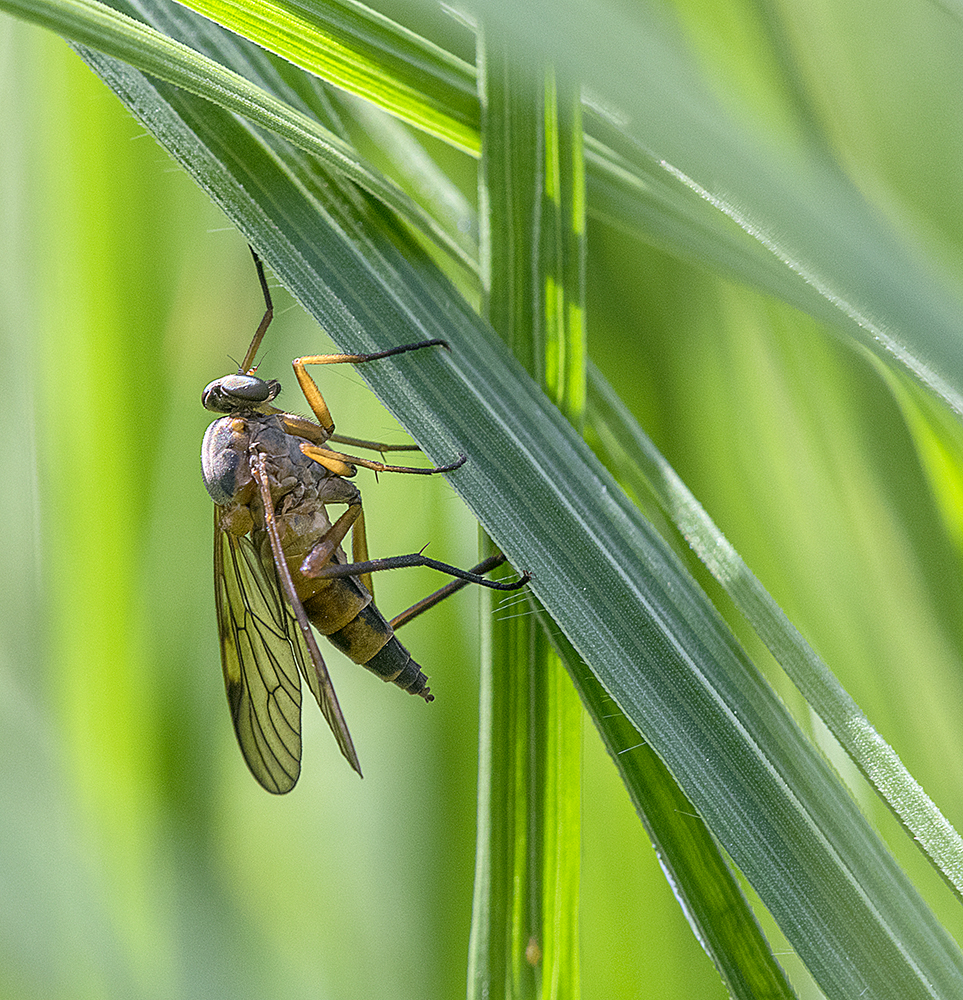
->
(202, 374), (279, 412)
(227, 374), (272, 402)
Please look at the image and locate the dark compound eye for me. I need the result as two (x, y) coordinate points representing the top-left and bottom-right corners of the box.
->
(201, 374), (280, 413)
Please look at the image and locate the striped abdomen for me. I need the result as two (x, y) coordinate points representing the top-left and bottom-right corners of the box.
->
(301, 574), (432, 701)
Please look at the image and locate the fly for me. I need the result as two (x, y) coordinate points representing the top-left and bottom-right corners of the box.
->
(201, 247), (528, 792)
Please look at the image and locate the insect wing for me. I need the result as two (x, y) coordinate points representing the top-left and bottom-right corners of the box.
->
(214, 508), (305, 793)
(248, 452), (362, 777)
(292, 606), (363, 777)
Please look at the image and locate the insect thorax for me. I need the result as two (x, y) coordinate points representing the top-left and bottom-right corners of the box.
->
(203, 413), (318, 507)
(203, 412), (362, 556)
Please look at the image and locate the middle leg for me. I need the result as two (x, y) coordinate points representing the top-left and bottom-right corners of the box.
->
(301, 442), (466, 477)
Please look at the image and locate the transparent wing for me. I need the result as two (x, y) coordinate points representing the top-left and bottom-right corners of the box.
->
(214, 508), (305, 793)
(214, 505), (362, 791)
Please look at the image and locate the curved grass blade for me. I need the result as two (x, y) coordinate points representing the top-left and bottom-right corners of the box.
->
(171, 0), (480, 153)
(465, 0), (963, 419)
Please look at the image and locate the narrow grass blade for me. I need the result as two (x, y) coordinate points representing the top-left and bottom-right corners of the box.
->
(470, 41), (583, 1000)
(171, 0), (480, 153)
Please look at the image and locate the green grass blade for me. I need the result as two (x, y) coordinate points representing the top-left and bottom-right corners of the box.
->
(472, 47), (540, 1000)
(465, 0), (963, 417)
(535, 74), (583, 1000)
(471, 41), (584, 999)
(171, 0), (480, 153)
(584, 125), (823, 316)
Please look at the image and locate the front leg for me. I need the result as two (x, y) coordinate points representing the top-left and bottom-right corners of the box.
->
(291, 339), (449, 435)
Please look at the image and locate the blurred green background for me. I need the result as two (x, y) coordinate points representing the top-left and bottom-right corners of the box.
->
(5, 0), (963, 996)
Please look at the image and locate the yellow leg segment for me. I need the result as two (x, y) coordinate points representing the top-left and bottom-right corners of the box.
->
(291, 340), (447, 433)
